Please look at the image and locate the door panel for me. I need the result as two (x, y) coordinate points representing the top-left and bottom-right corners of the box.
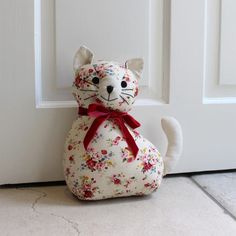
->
(0, 0), (236, 184)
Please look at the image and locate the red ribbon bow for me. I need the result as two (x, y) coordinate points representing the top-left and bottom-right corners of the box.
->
(78, 104), (141, 157)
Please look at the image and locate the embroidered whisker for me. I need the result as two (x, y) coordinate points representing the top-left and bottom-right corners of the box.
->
(80, 89), (98, 92)
(121, 88), (134, 91)
(84, 94), (98, 100)
(121, 92), (134, 98)
(119, 95), (129, 105)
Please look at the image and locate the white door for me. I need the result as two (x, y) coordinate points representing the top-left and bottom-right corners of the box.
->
(1, 0), (236, 184)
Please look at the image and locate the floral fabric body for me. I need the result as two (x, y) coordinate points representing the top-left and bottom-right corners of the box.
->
(64, 115), (164, 200)
(63, 48), (164, 200)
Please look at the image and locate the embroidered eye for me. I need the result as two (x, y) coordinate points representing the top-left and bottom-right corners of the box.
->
(121, 81), (127, 88)
(92, 77), (99, 84)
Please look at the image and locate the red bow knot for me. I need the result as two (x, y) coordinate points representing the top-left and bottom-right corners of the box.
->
(79, 104), (140, 157)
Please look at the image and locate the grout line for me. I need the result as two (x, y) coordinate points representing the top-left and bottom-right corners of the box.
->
(190, 177), (236, 222)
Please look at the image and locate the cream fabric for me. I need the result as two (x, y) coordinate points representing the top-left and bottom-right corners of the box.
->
(63, 46), (182, 200)
(64, 117), (164, 200)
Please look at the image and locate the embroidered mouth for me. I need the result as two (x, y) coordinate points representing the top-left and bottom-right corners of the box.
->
(101, 95), (118, 102)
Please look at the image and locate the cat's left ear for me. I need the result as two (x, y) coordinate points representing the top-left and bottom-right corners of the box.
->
(125, 58), (144, 77)
(73, 46), (94, 73)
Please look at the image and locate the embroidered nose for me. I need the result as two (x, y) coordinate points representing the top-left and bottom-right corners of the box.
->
(106, 85), (114, 94)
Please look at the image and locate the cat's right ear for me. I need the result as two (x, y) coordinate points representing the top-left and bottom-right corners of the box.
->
(73, 46), (94, 73)
(125, 58), (144, 77)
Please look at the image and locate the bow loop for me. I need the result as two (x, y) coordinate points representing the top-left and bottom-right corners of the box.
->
(78, 104), (140, 157)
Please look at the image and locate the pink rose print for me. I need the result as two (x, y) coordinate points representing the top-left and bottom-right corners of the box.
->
(65, 168), (70, 177)
(79, 176), (100, 199)
(113, 178), (121, 185)
(110, 174), (124, 185)
(81, 151), (115, 172)
(84, 190), (93, 198)
(74, 75), (82, 88)
(69, 155), (75, 164)
(110, 174), (136, 188)
(133, 130), (140, 138)
(134, 87), (139, 97)
(86, 159), (97, 171)
(144, 180), (158, 191)
(143, 162), (153, 173)
(101, 149), (107, 155)
(113, 136), (121, 145)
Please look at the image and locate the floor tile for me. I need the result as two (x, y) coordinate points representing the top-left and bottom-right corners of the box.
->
(192, 172), (236, 217)
(1, 177), (236, 236)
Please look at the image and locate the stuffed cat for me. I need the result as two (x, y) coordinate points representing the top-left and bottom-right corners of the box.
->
(63, 46), (183, 200)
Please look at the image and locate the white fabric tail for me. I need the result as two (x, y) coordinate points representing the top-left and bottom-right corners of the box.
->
(161, 117), (183, 175)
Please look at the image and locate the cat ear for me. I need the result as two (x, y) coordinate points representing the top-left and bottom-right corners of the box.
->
(73, 46), (94, 73)
(125, 58), (144, 77)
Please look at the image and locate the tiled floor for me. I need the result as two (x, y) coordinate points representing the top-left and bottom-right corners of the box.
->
(0, 172), (236, 236)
